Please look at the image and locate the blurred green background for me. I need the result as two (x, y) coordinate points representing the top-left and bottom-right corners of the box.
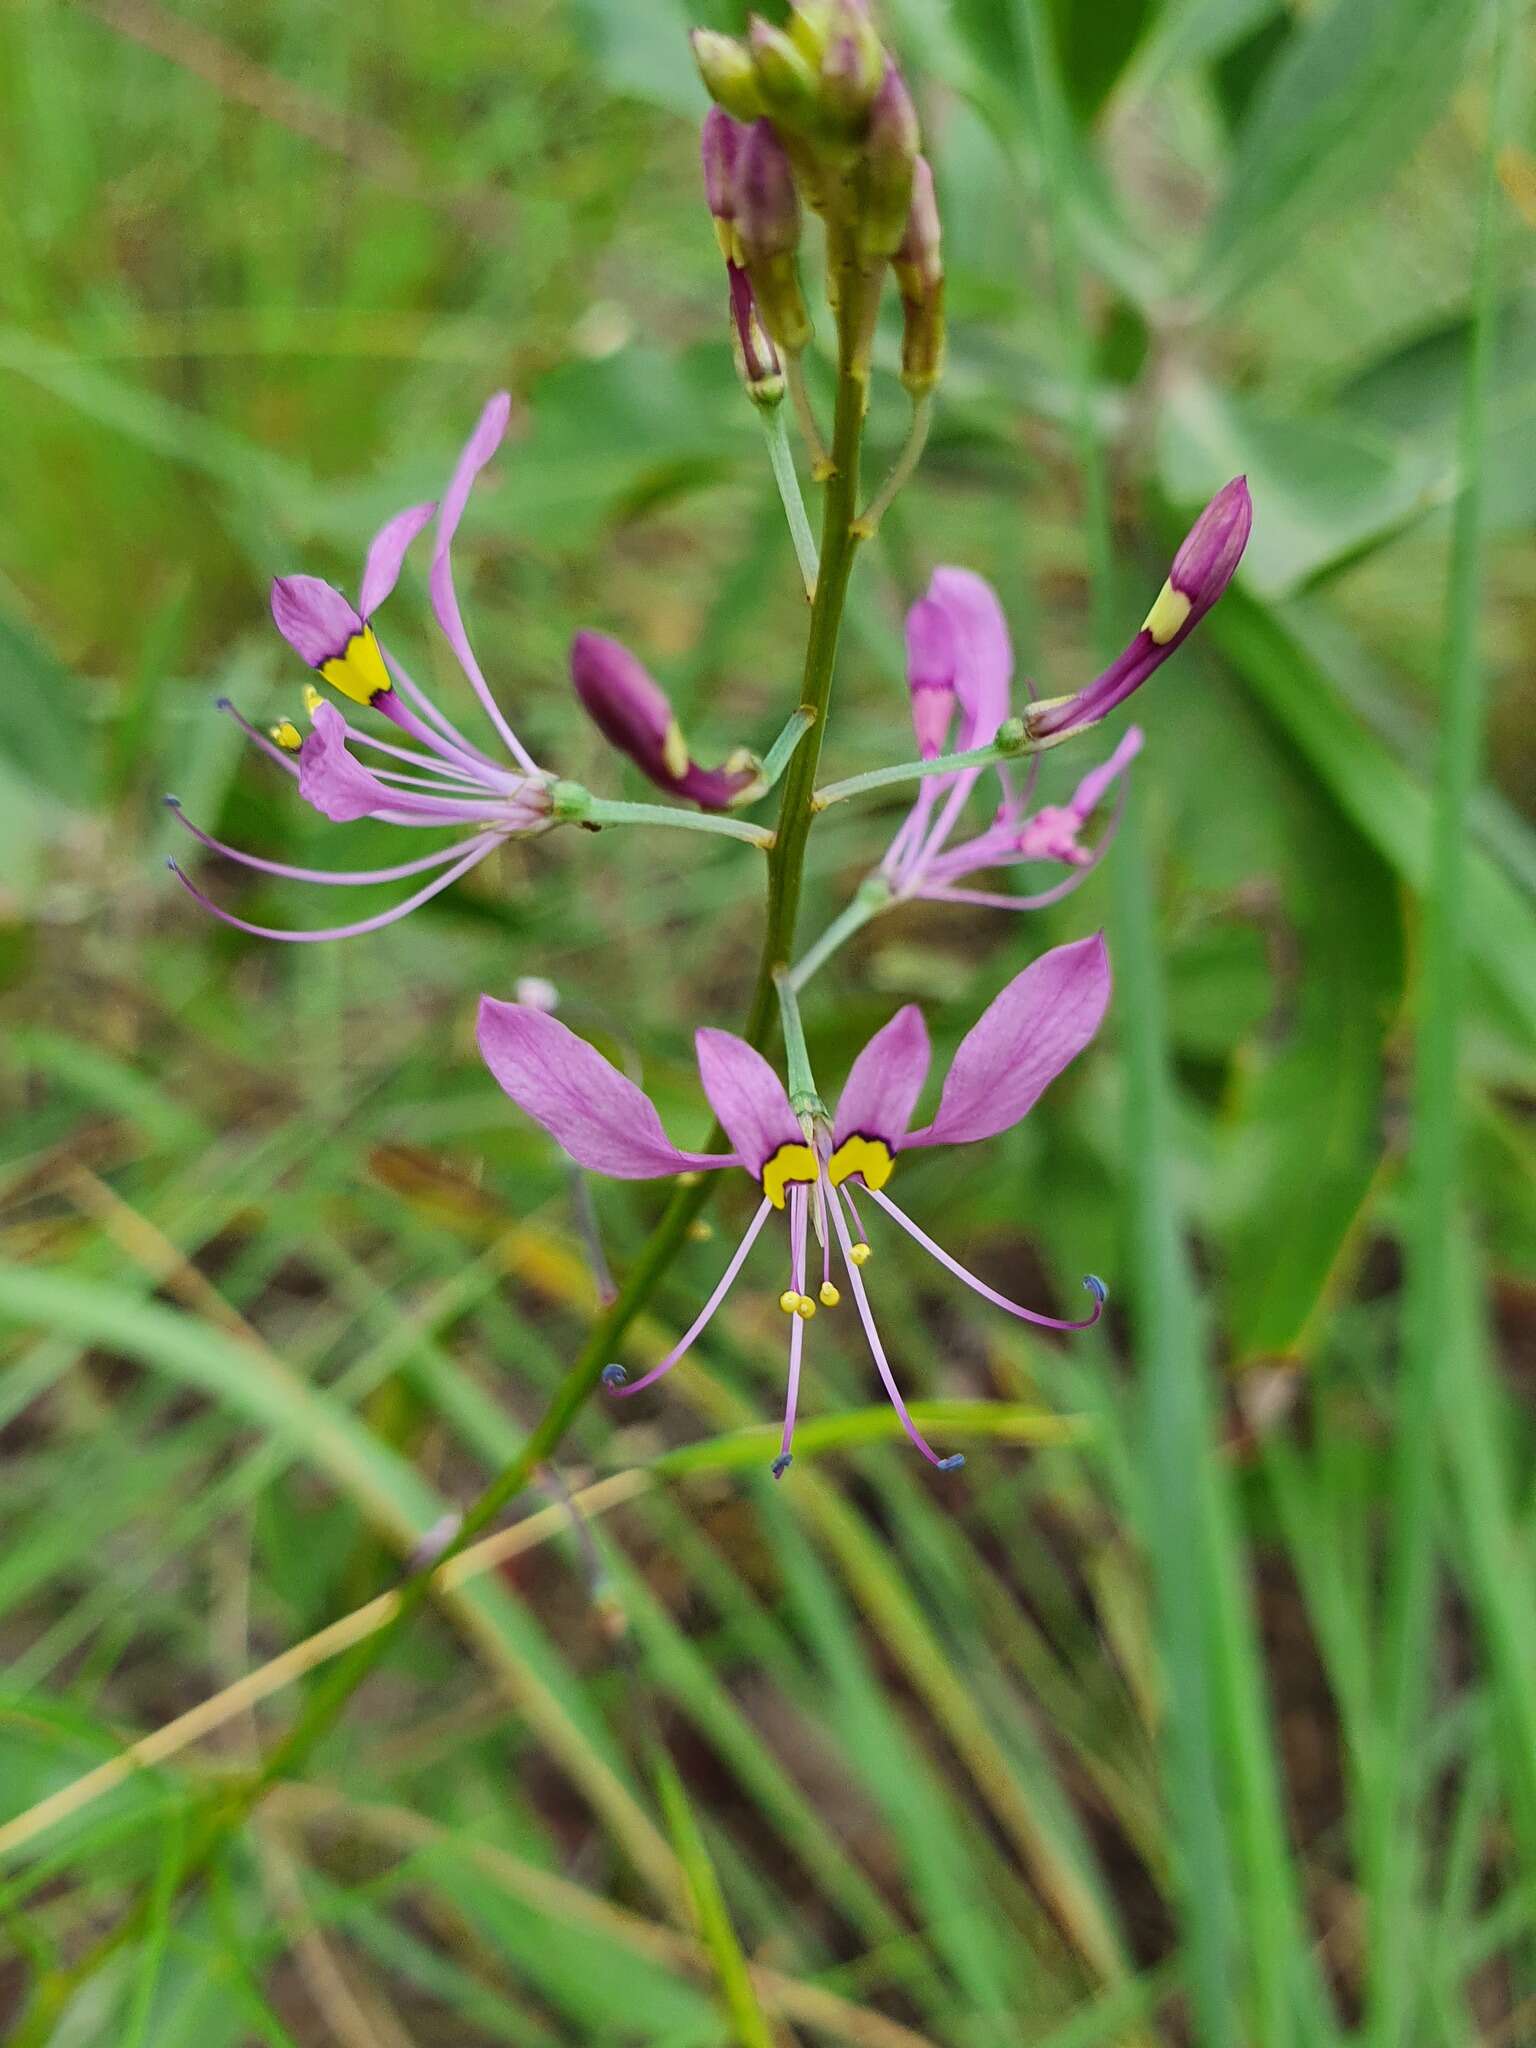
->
(3, 0), (1534, 2041)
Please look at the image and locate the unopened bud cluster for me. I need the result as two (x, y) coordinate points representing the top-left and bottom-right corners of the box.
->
(693, 1), (944, 397)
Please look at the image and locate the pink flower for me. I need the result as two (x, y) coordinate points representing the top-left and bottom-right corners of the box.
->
(879, 570), (1142, 913)
(478, 934), (1111, 1475)
(169, 396), (557, 943)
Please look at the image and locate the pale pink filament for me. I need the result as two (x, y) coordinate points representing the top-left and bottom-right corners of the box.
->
(609, 1197), (774, 1399)
(865, 1185), (1104, 1330)
(828, 1184), (961, 1470)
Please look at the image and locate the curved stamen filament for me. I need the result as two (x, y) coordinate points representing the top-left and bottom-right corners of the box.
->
(775, 1186), (810, 1477)
(865, 1185), (1105, 1330)
(167, 835), (497, 941)
(828, 1184), (962, 1471)
(918, 868), (1095, 913)
(899, 766), (980, 890)
(166, 806), (495, 887)
(379, 639), (507, 772)
(218, 699), (300, 778)
(606, 1197), (773, 1399)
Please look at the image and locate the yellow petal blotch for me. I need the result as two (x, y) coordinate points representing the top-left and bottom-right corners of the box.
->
(1140, 579), (1191, 647)
(319, 625), (392, 706)
(827, 1134), (894, 1192)
(762, 1141), (819, 1210)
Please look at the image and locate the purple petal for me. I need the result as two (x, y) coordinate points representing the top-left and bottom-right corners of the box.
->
(297, 701), (399, 822)
(694, 1028), (800, 1175)
(1065, 725), (1143, 821)
(359, 502), (435, 618)
(833, 1005), (931, 1149)
(906, 933), (1111, 1150)
(927, 568), (1012, 747)
(271, 576), (361, 668)
(428, 393), (539, 774)
(477, 1000), (735, 1180)
(905, 596), (956, 758)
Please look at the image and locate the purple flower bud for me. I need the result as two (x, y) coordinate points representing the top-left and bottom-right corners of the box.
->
(858, 65), (919, 259)
(894, 156), (944, 395)
(735, 120), (812, 353)
(895, 154), (942, 293)
(571, 632), (759, 812)
(1029, 479), (1254, 740)
(701, 105), (745, 223)
(1170, 476), (1253, 617)
(904, 595), (956, 758)
(736, 118), (800, 259)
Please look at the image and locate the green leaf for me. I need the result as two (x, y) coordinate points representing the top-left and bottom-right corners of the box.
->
(1215, 797), (1404, 1360)
(1338, 287), (1536, 535)
(1198, 0), (1479, 306)
(1045, 0), (1157, 118)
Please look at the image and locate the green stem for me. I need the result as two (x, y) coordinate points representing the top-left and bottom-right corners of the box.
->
(760, 404), (820, 599)
(1367, 6), (1517, 2039)
(814, 726), (1033, 810)
(582, 795), (773, 847)
(853, 392), (933, 539)
(787, 876), (891, 991)
(21, 218), (884, 2047)
(785, 348), (830, 475)
(773, 969), (821, 1114)
(754, 707), (816, 795)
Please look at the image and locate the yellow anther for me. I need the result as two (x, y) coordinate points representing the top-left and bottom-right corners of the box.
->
(687, 1219), (714, 1243)
(302, 682), (324, 715)
(849, 1242), (871, 1267)
(779, 1289), (801, 1315)
(795, 1295), (816, 1319)
(819, 1281), (840, 1308)
(269, 720), (303, 752)
(1141, 578), (1192, 647)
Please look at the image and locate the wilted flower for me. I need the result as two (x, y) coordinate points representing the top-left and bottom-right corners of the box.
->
(477, 935), (1110, 1475)
(876, 479), (1251, 909)
(880, 569), (1141, 911)
(169, 395), (557, 942)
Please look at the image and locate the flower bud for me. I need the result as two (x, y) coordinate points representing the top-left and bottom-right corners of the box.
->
(691, 29), (766, 123)
(894, 154), (945, 394)
(1028, 480), (1254, 741)
(817, 14), (886, 134)
(571, 632), (760, 812)
(747, 16), (819, 122)
(857, 65), (919, 259)
(727, 264), (785, 407)
(700, 105), (747, 261)
(736, 120), (813, 353)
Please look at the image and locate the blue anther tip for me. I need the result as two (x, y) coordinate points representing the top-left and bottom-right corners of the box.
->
(937, 1453), (966, 1472)
(771, 1454), (792, 1479)
(1084, 1274), (1107, 1304)
(600, 1363), (627, 1390)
